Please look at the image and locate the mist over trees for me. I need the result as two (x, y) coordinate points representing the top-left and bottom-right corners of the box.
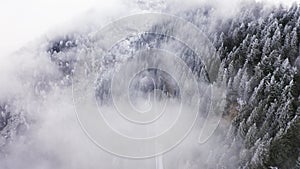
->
(0, 1), (299, 169)
(206, 3), (300, 169)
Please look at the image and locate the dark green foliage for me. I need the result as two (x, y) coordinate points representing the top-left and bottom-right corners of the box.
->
(210, 3), (300, 169)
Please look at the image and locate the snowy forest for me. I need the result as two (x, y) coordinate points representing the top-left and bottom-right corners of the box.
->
(206, 3), (300, 169)
(0, 1), (300, 169)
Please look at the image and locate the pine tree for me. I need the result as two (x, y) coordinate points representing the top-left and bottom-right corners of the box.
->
(244, 123), (257, 148)
(289, 28), (299, 63)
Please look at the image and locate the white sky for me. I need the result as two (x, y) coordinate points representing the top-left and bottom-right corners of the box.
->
(0, 0), (96, 56)
(0, 0), (298, 57)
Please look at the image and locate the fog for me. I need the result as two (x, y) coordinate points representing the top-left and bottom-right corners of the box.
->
(0, 0), (297, 56)
(0, 0), (299, 169)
